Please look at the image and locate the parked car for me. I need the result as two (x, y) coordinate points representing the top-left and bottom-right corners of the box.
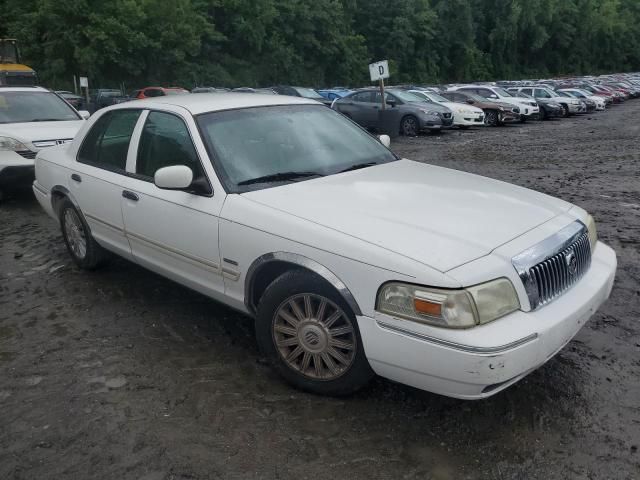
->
(332, 88), (453, 135)
(55, 90), (84, 110)
(509, 86), (582, 117)
(32, 93), (616, 399)
(448, 85), (540, 122)
(408, 90), (485, 128)
(89, 89), (126, 112)
(231, 87), (278, 95)
(317, 89), (353, 101)
(507, 89), (563, 120)
(271, 86), (332, 106)
(192, 87), (230, 93)
(558, 88), (606, 111)
(136, 87), (190, 99)
(0, 86), (88, 199)
(440, 90), (521, 126)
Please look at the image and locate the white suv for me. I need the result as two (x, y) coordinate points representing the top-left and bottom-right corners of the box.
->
(511, 86), (583, 116)
(448, 85), (539, 121)
(0, 86), (88, 199)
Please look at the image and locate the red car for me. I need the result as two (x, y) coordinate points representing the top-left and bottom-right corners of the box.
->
(135, 87), (189, 99)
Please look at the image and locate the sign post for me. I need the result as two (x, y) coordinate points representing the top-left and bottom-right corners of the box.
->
(79, 76), (89, 110)
(368, 60), (390, 110)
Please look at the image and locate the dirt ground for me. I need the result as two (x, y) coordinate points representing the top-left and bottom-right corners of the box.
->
(1, 101), (639, 480)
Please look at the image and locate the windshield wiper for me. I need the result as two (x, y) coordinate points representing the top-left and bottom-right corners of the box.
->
(338, 162), (378, 173)
(237, 171), (322, 186)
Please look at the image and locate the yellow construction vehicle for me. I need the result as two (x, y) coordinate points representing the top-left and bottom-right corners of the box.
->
(0, 39), (37, 86)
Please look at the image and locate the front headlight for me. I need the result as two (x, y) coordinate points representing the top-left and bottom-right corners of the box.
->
(0, 136), (29, 151)
(419, 109), (439, 116)
(376, 278), (520, 329)
(586, 214), (598, 251)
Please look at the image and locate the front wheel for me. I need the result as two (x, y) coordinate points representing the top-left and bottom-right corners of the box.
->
(400, 115), (419, 136)
(59, 198), (107, 269)
(484, 110), (499, 126)
(255, 270), (374, 396)
(560, 104), (569, 117)
(538, 107), (546, 120)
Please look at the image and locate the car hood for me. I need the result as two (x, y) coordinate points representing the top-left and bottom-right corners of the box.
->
(242, 159), (572, 272)
(409, 101), (451, 113)
(438, 101), (482, 113)
(0, 120), (85, 148)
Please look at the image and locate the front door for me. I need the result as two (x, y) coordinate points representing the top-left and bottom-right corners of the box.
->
(121, 109), (225, 298)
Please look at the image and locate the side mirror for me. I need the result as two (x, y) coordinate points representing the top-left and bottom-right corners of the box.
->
(386, 99), (397, 107)
(466, 99), (474, 104)
(378, 134), (391, 148)
(154, 165), (193, 190)
(489, 94), (498, 99)
(78, 110), (91, 119)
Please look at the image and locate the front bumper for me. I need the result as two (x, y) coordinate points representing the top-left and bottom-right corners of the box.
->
(419, 114), (453, 130)
(453, 112), (485, 126)
(0, 150), (36, 187)
(357, 242), (616, 399)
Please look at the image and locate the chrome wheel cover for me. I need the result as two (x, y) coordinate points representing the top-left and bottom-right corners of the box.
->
(64, 208), (87, 259)
(273, 294), (356, 380)
(402, 117), (418, 136)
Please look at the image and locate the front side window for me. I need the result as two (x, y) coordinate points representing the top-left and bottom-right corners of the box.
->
(136, 111), (204, 180)
(197, 105), (397, 193)
(0, 91), (80, 124)
(78, 110), (141, 171)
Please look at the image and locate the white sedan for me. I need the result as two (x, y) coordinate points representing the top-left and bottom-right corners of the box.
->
(409, 90), (485, 128)
(33, 94), (616, 399)
(0, 86), (89, 199)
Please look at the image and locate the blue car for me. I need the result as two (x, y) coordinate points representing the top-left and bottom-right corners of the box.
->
(317, 89), (353, 101)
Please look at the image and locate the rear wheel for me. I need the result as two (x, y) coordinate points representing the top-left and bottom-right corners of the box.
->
(59, 198), (107, 270)
(255, 270), (374, 396)
(484, 110), (499, 126)
(400, 115), (419, 136)
(538, 107), (546, 120)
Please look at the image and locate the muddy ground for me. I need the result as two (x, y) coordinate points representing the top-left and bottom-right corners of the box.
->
(1, 101), (639, 480)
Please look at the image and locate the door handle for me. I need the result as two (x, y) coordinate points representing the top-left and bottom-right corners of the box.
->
(71, 173), (81, 183)
(122, 190), (139, 202)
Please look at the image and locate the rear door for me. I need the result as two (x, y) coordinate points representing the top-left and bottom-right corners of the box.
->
(70, 109), (143, 260)
(121, 108), (226, 298)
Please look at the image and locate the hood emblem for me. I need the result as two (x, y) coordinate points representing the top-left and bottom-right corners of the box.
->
(565, 251), (577, 275)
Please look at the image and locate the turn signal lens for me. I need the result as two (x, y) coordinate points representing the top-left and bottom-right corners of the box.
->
(586, 214), (598, 251)
(413, 298), (442, 317)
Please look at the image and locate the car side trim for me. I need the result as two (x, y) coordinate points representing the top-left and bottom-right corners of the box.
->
(376, 320), (538, 354)
(244, 252), (363, 316)
(84, 212), (124, 234)
(126, 230), (221, 273)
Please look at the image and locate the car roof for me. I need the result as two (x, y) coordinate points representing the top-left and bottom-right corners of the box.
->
(115, 92), (319, 114)
(0, 86), (50, 93)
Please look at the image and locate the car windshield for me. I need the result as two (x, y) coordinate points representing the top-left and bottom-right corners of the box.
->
(293, 88), (323, 99)
(197, 105), (397, 192)
(555, 91), (571, 97)
(493, 87), (512, 97)
(388, 90), (424, 102)
(0, 91), (80, 124)
(424, 91), (448, 102)
(459, 92), (486, 102)
(166, 89), (189, 95)
(562, 91), (578, 98)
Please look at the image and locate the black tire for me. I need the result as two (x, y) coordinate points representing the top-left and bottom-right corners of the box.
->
(458, 125), (470, 130)
(560, 104), (569, 117)
(484, 109), (499, 126)
(538, 107), (546, 120)
(255, 270), (374, 396)
(59, 197), (107, 270)
(520, 115), (527, 123)
(400, 115), (419, 136)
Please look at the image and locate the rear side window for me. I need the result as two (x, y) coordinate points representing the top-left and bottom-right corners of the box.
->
(136, 111), (204, 179)
(78, 110), (141, 171)
(351, 92), (374, 102)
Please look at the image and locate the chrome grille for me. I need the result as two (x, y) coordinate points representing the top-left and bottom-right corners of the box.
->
(16, 150), (37, 159)
(512, 221), (591, 310)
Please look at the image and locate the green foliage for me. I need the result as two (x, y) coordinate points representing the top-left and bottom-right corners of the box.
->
(2, 0), (639, 89)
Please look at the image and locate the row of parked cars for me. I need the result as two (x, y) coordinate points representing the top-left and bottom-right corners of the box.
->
(1, 73), (638, 200)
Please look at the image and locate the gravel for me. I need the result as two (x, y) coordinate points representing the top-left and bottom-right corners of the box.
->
(1, 102), (639, 479)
